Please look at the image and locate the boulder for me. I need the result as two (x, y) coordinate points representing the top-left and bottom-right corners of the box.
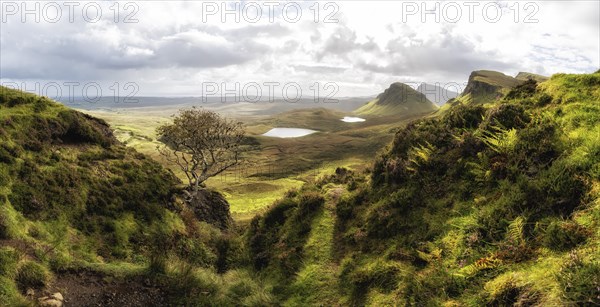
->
(186, 189), (233, 230)
(38, 292), (64, 307)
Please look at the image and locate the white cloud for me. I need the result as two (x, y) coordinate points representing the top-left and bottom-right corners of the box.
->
(1, 0), (598, 97)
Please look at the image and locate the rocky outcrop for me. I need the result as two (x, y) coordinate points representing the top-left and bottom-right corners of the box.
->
(461, 70), (524, 104)
(186, 189), (233, 230)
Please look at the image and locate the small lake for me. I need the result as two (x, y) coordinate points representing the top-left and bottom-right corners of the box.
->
(261, 128), (318, 138)
(341, 116), (366, 123)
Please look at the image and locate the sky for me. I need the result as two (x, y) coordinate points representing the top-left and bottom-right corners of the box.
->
(0, 0), (599, 100)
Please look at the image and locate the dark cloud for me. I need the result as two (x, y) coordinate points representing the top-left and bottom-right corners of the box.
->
(355, 29), (515, 78)
(154, 31), (268, 68)
(0, 1), (597, 96)
(0, 22), (272, 80)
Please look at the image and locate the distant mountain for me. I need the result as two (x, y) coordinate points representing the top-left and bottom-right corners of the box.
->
(355, 82), (438, 116)
(57, 96), (372, 117)
(457, 70), (525, 104)
(515, 72), (549, 82)
(416, 83), (459, 106)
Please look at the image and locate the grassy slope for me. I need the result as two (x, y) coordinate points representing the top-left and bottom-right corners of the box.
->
(0, 87), (171, 304)
(516, 72), (549, 82)
(3, 71), (597, 305)
(0, 87), (276, 306)
(247, 72), (600, 305)
(355, 82), (438, 117)
(355, 98), (437, 117)
(362, 72), (599, 305)
(284, 184), (343, 306)
(83, 105), (419, 221)
(470, 70), (523, 88)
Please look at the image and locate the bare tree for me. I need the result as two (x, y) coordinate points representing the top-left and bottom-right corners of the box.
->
(156, 107), (245, 191)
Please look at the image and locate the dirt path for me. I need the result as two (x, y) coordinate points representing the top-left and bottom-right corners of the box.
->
(45, 271), (168, 307)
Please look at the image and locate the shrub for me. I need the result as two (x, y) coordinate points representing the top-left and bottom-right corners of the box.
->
(6, 96), (30, 107)
(557, 254), (600, 305)
(247, 189), (324, 275)
(297, 191), (325, 217)
(32, 98), (48, 113)
(340, 257), (400, 303)
(578, 74), (600, 86)
(48, 252), (73, 272)
(9, 181), (48, 220)
(480, 104), (530, 131)
(391, 118), (449, 158)
(336, 195), (356, 221)
(0, 247), (20, 277)
(262, 198), (296, 229)
(365, 201), (402, 239)
(505, 79), (538, 100)
(176, 237), (217, 268)
(215, 235), (246, 273)
(15, 261), (49, 291)
(541, 220), (590, 251)
(0, 145), (15, 164)
(514, 116), (561, 166)
(163, 266), (222, 306)
(57, 111), (113, 147)
(443, 104), (486, 129)
(536, 93), (553, 106)
(247, 217), (270, 270)
(485, 277), (541, 306)
(530, 161), (587, 217)
(0, 215), (7, 240)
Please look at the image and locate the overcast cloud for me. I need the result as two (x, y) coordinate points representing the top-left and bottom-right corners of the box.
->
(0, 0), (598, 97)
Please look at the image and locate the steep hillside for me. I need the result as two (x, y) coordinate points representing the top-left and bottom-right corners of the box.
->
(355, 82), (438, 117)
(0, 86), (272, 306)
(248, 72), (600, 305)
(457, 70), (524, 105)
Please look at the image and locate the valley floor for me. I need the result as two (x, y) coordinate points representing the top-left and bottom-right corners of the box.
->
(82, 106), (425, 220)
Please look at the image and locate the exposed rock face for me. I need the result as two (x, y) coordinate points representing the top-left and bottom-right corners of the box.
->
(461, 70), (523, 104)
(463, 77), (503, 102)
(187, 189), (233, 230)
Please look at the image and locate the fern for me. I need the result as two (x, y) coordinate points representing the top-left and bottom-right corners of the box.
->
(506, 216), (525, 244)
(467, 161), (491, 183)
(477, 126), (518, 154)
(407, 141), (435, 172)
(457, 256), (503, 277)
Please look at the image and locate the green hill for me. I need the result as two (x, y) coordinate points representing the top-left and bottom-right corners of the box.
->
(0, 86), (273, 306)
(457, 70), (525, 105)
(355, 82), (438, 117)
(1, 70), (598, 306)
(247, 72), (600, 305)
